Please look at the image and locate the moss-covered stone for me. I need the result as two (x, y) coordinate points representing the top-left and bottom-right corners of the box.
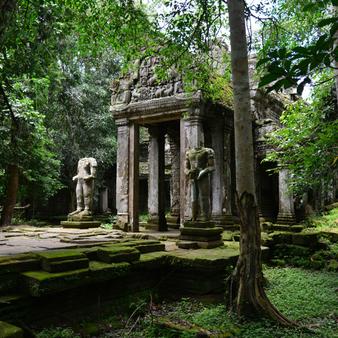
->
(327, 259), (338, 271)
(37, 250), (86, 262)
(273, 244), (310, 257)
(22, 261), (131, 296)
(0, 254), (40, 275)
(167, 247), (239, 271)
(292, 233), (319, 248)
(268, 232), (293, 246)
(61, 220), (101, 228)
(180, 235), (222, 242)
(122, 240), (165, 253)
(319, 230), (338, 243)
(22, 268), (90, 296)
(131, 252), (169, 270)
(42, 257), (89, 273)
(180, 227), (223, 237)
(89, 261), (130, 280)
(97, 246), (140, 263)
(0, 321), (23, 338)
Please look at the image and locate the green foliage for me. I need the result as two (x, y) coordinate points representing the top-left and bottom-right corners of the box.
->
(256, 0), (338, 93)
(0, 78), (62, 203)
(264, 73), (337, 195)
(1, 1), (155, 211)
(309, 207), (338, 229)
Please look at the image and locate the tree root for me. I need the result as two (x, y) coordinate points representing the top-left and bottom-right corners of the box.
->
(225, 191), (296, 327)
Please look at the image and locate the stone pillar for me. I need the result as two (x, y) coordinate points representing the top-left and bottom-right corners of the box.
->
(223, 130), (234, 225)
(116, 118), (130, 228)
(167, 127), (180, 228)
(181, 115), (204, 223)
(147, 126), (167, 231)
(210, 121), (226, 225)
(277, 169), (296, 224)
(100, 188), (108, 213)
(128, 122), (139, 232)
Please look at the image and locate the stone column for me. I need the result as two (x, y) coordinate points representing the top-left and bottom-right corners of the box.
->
(277, 169), (296, 224)
(147, 126), (167, 231)
(181, 115), (204, 223)
(100, 187), (108, 213)
(210, 120), (226, 225)
(116, 118), (130, 229)
(223, 129), (234, 225)
(128, 122), (139, 232)
(167, 127), (180, 227)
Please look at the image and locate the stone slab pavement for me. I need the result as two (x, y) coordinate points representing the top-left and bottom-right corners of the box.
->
(0, 225), (180, 256)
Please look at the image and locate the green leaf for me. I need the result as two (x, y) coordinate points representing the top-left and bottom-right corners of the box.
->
(258, 73), (281, 88)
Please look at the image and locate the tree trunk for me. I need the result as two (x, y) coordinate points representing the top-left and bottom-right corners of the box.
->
(0, 164), (19, 226)
(226, 0), (293, 325)
(333, 6), (338, 107)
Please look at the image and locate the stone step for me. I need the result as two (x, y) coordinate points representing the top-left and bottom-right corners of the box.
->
(97, 246), (141, 263)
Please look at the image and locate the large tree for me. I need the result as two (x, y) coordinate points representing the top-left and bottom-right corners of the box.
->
(226, 0), (292, 323)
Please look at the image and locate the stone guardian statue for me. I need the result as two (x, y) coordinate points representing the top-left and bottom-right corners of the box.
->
(185, 147), (215, 221)
(69, 157), (97, 217)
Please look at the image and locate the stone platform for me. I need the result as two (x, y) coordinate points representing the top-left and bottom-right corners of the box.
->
(61, 215), (101, 229)
(0, 235), (250, 326)
(178, 221), (224, 249)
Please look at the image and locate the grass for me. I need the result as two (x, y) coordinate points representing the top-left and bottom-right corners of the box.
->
(36, 266), (338, 338)
(306, 207), (338, 229)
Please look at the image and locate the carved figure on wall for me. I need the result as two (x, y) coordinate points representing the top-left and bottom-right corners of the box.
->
(185, 147), (215, 221)
(69, 157), (97, 217)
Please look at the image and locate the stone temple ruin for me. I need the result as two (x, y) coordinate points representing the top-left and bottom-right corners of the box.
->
(110, 55), (298, 234)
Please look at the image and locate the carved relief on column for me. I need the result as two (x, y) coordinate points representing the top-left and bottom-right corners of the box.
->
(115, 118), (130, 228)
(277, 169), (296, 224)
(167, 126), (180, 227)
(223, 128), (234, 225)
(181, 114), (204, 222)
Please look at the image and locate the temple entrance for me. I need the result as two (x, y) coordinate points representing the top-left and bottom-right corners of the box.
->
(256, 161), (279, 222)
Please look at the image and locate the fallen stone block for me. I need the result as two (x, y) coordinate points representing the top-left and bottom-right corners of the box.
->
(97, 246), (140, 263)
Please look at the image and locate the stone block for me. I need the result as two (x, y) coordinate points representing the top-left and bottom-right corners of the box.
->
(273, 244), (310, 257)
(180, 227), (223, 237)
(292, 233), (319, 248)
(115, 240), (165, 253)
(269, 232), (293, 245)
(195, 240), (224, 249)
(41, 258), (89, 273)
(0, 254), (40, 274)
(22, 261), (131, 296)
(177, 241), (199, 249)
(61, 221), (101, 229)
(180, 235), (222, 242)
(183, 221), (214, 228)
(0, 321), (23, 338)
(97, 246), (140, 263)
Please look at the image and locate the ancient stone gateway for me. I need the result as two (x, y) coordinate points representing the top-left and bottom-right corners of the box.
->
(111, 57), (297, 232)
(110, 57), (233, 232)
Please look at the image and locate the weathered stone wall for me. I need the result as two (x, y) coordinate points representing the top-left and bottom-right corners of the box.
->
(111, 57), (184, 107)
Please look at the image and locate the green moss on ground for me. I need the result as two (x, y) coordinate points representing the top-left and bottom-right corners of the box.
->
(35, 266), (338, 338)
